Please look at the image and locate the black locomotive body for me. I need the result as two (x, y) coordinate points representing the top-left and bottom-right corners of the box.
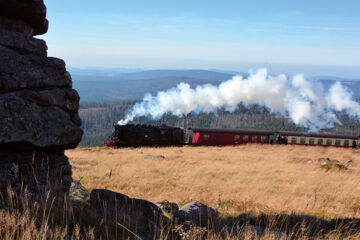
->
(105, 124), (184, 148)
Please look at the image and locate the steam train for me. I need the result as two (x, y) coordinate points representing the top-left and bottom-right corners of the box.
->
(105, 124), (360, 148)
(105, 124), (184, 148)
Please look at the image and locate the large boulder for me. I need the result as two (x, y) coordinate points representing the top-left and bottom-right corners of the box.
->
(0, 93), (82, 149)
(156, 200), (179, 216)
(69, 180), (90, 202)
(0, 149), (72, 198)
(0, 46), (72, 92)
(90, 189), (172, 239)
(0, 16), (35, 37)
(174, 201), (219, 227)
(0, 0), (82, 200)
(0, 29), (47, 56)
(0, 0), (48, 35)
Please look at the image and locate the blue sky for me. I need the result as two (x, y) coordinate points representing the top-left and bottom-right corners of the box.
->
(43, 0), (360, 76)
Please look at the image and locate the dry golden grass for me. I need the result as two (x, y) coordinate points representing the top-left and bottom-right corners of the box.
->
(1, 145), (360, 239)
(67, 144), (360, 219)
(0, 189), (96, 240)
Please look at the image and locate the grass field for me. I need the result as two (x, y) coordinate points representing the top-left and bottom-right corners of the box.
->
(67, 144), (360, 220)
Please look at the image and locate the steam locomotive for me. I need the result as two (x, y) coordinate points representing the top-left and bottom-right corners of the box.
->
(105, 124), (360, 148)
(105, 124), (184, 147)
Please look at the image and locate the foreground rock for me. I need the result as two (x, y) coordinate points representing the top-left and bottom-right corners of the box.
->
(174, 201), (219, 227)
(69, 180), (90, 202)
(90, 189), (172, 239)
(320, 158), (352, 171)
(0, 0), (82, 200)
(156, 200), (179, 217)
(0, 149), (72, 196)
(0, 0), (48, 35)
(144, 154), (166, 159)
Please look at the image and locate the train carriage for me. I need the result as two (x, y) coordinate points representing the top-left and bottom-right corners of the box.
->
(189, 128), (274, 146)
(278, 131), (359, 148)
(105, 124), (359, 148)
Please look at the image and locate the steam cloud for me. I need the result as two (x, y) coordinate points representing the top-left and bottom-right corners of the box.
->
(118, 68), (360, 131)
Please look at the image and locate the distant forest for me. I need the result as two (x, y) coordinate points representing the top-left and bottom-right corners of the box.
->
(79, 100), (360, 147)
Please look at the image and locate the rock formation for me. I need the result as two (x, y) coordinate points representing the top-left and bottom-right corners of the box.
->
(90, 189), (172, 240)
(0, 0), (83, 200)
(174, 201), (219, 227)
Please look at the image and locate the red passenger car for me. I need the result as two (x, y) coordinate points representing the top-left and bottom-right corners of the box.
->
(189, 128), (274, 146)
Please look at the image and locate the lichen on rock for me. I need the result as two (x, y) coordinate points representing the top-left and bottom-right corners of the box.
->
(0, 0), (82, 200)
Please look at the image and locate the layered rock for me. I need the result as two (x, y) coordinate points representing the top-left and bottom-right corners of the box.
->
(0, 0), (48, 35)
(0, 0), (82, 200)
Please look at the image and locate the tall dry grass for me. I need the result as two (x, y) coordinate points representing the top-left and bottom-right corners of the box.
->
(2, 144), (360, 239)
(67, 145), (360, 219)
(0, 187), (96, 240)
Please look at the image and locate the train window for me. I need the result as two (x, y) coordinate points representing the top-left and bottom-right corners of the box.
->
(300, 138), (306, 144)
(260, 136), (267, 143)
(215, 135), (220, 141)
(326, 139), (332, 145)
(344, 140), (349, 146)
(317, 139), (323, 145)
(252, 136), (258, 142)
(203, 134), (210, 140)
(291, 137), (297, 144)
(234, 135), (240, 141)
(243, 136), (249, 142)
(309, 138), (315, 145)
(335, 140), (341, 146)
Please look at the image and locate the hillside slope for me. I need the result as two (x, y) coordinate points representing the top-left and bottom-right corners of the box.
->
(74, 76), (226, 101)
(67, 145), (360, 219)
(71, 69), (360, 102)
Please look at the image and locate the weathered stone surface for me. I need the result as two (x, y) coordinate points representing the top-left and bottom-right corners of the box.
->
(13, 88), (80, 113)
(156, 200), (179, 216)
(0, 149), (72, 197)
(69, 180), (90, 202)
(0, 46), (71, 92)
(70, 112), (82, 127)
(321, 157), (331, 166)
(0, 0), (82, 202)
(90, 189), (171, 239)
(144, 154), (166, 159)
(0, 0), (48, 35)
(0, 16), (34, 36)
(174, 201), (219, 226)
(0, 94), (82, 149)
(0, 29), (47, 56)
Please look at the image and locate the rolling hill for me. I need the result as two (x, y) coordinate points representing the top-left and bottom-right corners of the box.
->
(72, 69), (240, 101)
(70, 68), (360, 102)
(74, 76), (229, 101)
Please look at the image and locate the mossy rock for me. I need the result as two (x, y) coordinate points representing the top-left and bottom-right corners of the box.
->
(156, 200), (179, 219)
(320, 162), (348, 171)
(69, 180), (90, 202)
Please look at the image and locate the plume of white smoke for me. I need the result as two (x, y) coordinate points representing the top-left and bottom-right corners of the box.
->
(118, 68), (360, 131)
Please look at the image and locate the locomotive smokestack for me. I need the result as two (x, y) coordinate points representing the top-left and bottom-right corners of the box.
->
(183, 114), (187, 131)
(183, 114), (190, 143)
